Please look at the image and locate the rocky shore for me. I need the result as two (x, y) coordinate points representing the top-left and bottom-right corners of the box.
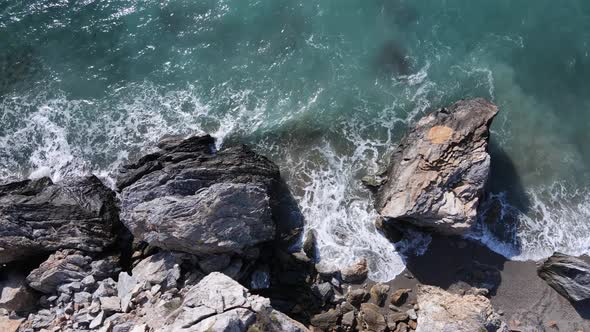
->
(1, 98), (589, 331)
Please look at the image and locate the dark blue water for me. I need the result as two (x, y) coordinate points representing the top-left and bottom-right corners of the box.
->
(2, 0), (590, 280)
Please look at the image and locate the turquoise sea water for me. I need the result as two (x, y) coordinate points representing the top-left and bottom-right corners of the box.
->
(2, 0), (590, 281)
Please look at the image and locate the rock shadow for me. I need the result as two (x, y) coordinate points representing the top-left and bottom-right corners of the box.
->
(403, 233), (507, 296)
(401, 139), (531, 295)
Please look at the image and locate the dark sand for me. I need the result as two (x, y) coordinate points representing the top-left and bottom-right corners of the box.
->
(381, 235), (590, 331)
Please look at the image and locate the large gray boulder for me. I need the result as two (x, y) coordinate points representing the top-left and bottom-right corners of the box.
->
(160, 272), (309, 332)
(416, 285), (507, 332)
(0, 273), (38, 312)
(116, 135), (283, 257)
(0, 176), (119, 263)
(376, 98), (498, 234)
(537, 252), (590, 302)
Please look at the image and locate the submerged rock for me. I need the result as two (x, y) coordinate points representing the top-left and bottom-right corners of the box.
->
(117, 135), (283, 258)
(0, 176), (119, 263)
(376, 98), (498, 234)
(416, 285), (507, 332)
(537, 252), (590, 302)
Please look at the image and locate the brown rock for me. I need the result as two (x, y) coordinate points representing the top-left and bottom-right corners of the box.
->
(408, 320), (417, 330)
(341, 259), (369, 284)
(390, 288), (411, 306)
(310, 308), (341, 330)
(360, 303), (387, 332)
(370, 283), (390, 306)
(0, 316), (24, 332)
(395, 321), (408, 332)
(346, 289), (370, 307)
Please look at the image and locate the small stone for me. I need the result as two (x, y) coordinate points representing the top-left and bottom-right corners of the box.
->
(389, 304), (401, 312)
(370, 283), (390, 306)
(390, 288), (411, 306)
(150, 284), (161, 295)
(82, 275), (96, 288)
(406, 308), (417, 320)
(408, 319), (417, 330)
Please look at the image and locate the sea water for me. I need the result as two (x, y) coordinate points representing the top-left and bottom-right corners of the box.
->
(1, 0), (589, 281)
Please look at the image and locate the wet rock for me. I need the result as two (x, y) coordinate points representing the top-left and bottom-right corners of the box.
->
(0, 273), (38, 312)
(0, 176), (119, 263)
(376, 99), (498, 234)
(370, 283), (390, 306)
(416, 285), (507, 332)
(390, 288), (411, 306)
(537, 252), (590, 302)
(117, 135), (284, 258)
(310, 308), (341, 330)
(341, 259), (369, 284)
(347, 288), (370, 307)
(303, 229), (317, 261)
(359, 303), (387, 332)
(375, 217), (403, 243)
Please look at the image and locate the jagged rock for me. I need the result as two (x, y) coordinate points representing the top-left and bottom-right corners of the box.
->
(341, 258), (369, 284)
(0, 176), (119, 263)
(370, 283), (390, 306)
(359, 303), (387, 332)
(390, 288), (411, 306)
(416, 285), (507, 332)
(117, 135), (291, 258)
(162, 272), (309, 331)
(376, 99), (498, 234)
(131, 252), (181, 290)
(26, 250), (90, 294)
(387, 312), (409, 330)
(89, 311), (105, 329)
(93, 279), (117, 299)
(0, 273), (38, 312)
(26, 250), (120, 294)
(537, 252), (590, 302)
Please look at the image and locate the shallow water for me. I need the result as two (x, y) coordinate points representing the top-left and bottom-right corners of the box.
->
(1, 0), (590, 281)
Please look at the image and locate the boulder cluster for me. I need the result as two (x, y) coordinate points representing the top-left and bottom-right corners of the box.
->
(1, 99), (588, 331)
